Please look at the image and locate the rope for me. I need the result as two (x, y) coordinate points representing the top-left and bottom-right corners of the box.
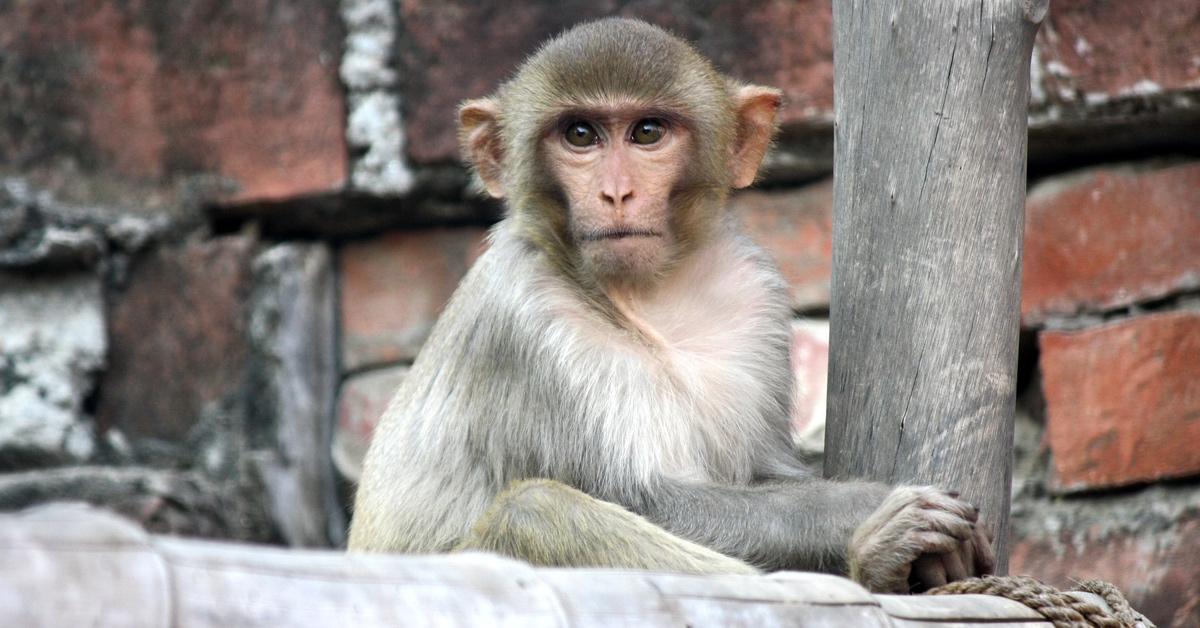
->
(927, 575), (1156, 628)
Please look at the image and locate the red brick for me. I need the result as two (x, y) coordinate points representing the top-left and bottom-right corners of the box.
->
(708, 1), (833, 125)
(1040, 311), (1200, 491)
(395, 1), (832, 164)
(736, 181), (834, 311)
(333, 366), (408, 481)
(95, 234), (257, 441)
(1010, 513), (1200, 628)
(340, 228), (489, 371)
(1034, 0), (1200, 103)
(1021, 162), (1200, 325)
(0, 0), (346, 207)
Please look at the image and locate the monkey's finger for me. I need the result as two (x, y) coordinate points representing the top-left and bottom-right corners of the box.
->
(938, 489), (979, 522)
(914, 508), (974, 541)
(911, 530), (960, 555)
(912, 554), (948, 591)
(942, 546), (969, 582)
(920, 492), (979, 523)
(973, 526), (997, 575)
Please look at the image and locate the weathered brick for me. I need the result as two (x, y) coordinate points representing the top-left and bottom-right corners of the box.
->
(736, 181), (833, 311)
(0, 272), (105, 466)
(395, 1), (833, 165)
(1022, 162), (1200, 325)
(1011, 501), (1200, 628)
(1040, 311), (1200, 491)
(340, 228), (488, 371)
(247, 243), (344, 547)
(1033, 0), (1200, 106)
(0, 0), (346, 208)
(95, 234), (256, 442)
(0, 467), (268, 541)
(333, 365), (408, 481)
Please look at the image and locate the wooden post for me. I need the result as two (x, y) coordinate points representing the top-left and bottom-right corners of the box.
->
(824, 0), (1046, 574)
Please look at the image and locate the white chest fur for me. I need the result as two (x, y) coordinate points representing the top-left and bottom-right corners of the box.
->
(560, 235), (792, 486)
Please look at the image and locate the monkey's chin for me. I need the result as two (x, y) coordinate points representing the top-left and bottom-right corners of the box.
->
(581, 237), (671, 285)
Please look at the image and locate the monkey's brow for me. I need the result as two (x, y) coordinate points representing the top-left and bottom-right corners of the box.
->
(548, 106), (690, 129)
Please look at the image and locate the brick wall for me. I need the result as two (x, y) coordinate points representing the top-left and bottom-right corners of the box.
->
(1, 2), (1197, 624)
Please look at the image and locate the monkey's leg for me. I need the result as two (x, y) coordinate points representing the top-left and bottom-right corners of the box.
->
(453, 479), (758, 575)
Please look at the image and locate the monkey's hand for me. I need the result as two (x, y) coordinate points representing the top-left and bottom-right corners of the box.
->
(847, 486), (995, 594)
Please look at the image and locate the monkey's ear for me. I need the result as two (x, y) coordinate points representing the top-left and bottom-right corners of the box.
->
(459, 98), (505, 198)
(731, 86), (782, 189)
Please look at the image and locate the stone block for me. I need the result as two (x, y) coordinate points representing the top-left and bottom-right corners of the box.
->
(94, 234), (256, 444)
(246, 243), (344, 547)
(0, 466), (270, 541)
(0, 272), (105, 466)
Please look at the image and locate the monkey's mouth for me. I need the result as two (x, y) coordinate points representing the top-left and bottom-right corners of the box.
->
(580, 228), (662, 241)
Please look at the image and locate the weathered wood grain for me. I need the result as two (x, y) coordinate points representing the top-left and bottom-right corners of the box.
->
(0, 504), (1086, 627)
(824, 0), (1047, 573)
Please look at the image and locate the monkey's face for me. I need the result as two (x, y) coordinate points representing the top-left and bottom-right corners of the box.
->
(543, 105), (693, 283)
(457, 19), (782, 289)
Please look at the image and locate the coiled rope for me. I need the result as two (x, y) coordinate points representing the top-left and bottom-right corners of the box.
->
(928, 575), (1156, 628)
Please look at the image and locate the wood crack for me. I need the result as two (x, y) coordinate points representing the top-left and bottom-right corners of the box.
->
(918, 11), (961, 206)
(891, 366), (920, 476)
(981, 21), (996, 94)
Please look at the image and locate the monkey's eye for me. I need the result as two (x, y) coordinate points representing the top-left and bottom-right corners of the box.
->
(564, 121), (599, 147)
(631, 119), (666, 145)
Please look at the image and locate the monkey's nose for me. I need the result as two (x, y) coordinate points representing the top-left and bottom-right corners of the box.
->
(600, 188), (635, 208)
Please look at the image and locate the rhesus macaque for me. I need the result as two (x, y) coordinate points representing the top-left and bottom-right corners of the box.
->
(349, 18), (994, 593)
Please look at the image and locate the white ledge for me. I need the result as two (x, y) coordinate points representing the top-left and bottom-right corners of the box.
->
(0, 503), (1104, 627)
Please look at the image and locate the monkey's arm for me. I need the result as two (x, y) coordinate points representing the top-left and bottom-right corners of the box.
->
(636, 476), (887, 573)
(635, 476), (994, 592)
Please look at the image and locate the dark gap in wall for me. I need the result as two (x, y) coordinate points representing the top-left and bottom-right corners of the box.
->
(207, 190), (502, 241)
(1040, 287), (1200, 332)
(81, 377), (100, 419)
(794, 305), (830, 319)
(1049, 475), (1176, 500)
(1028, 137), (1200, 185)
(1015, 328), (1040, 404)
(1128, 288), (1200, 316)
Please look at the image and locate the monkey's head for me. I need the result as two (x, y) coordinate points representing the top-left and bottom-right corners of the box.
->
(459, 18), (781, 287)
